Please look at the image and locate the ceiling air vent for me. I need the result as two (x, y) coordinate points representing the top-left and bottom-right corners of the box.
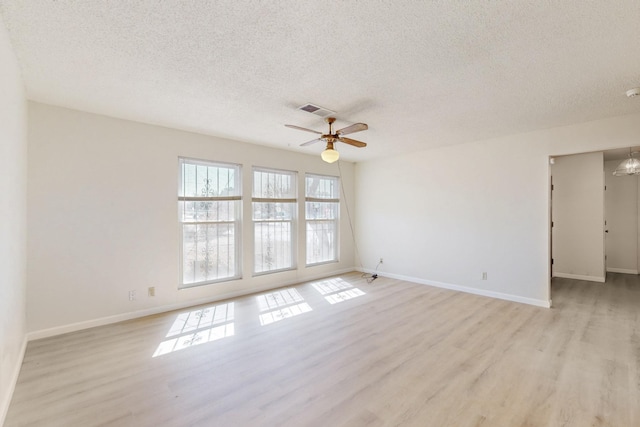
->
(297, 103), (335, 118)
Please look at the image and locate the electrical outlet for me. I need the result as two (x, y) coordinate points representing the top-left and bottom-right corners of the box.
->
(482, 272), (488, 280)
(379, 257), (384, 264)
(128, 290), (136, 301)
(148, 286), (155, 297)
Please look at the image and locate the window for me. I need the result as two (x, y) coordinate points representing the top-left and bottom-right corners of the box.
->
(305, 174), (339, 265)
(179, 158), (241, 288)
(253, 168), (297, 274)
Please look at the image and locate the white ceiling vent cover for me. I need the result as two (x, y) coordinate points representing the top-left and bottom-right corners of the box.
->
(297, 103), (335, 117)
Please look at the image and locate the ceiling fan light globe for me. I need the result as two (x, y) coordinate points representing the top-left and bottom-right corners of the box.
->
(613, 157), (640, 176)
(321, 148), (339, 163)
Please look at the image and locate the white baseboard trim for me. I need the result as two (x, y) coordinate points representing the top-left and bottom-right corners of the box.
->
(606, 268), (638, 275)
(553, 272), (606, 283)
(27, 268), (355, 341)
(358, 268), (551, 308)
(1, 334), (28, 426)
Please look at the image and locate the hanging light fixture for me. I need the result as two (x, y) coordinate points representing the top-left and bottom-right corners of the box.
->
(613, 149), (640, 176)
(321, 141), (339, 163)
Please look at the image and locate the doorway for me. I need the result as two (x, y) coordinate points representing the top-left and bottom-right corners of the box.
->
(603, 154), (639, 274)
(550, 151), (605, 283)
(550, 147), (640, 298)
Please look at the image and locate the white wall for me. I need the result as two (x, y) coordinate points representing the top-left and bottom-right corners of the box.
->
(355, 112), (640, 307)
(552, 152), (605, 282)
(0, 18), (27, 426)
(604, 159), (638, 274)
(27, 102), (356, 337)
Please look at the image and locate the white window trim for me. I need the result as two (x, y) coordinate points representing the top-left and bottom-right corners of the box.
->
(305, 173), (340, 266)
(178, 157), (242, 289)
(252, 166), (298, 275)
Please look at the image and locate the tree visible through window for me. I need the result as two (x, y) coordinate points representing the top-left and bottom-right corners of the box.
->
(253, 168), (297, 274)
(305, 174), (339, 265)
(179, 158), (241, 288)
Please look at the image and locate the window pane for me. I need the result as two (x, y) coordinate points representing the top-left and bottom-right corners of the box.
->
(182, 163), (198, 197)
(305, 175), (338, 199)
(253, 169), (296, 198)
(180, 200), (237, 222)
(253, 202), (295, 221)
(305, 201), (338, 220)
(254, 221), (293, 273)
(182, 223), (237, 284)
(181, 162), (240, 197)
(306, 220), (337, 264)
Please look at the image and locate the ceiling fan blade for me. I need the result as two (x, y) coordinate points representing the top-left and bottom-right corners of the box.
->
(285, 124), (322, 134)
(300, 138), (323, 147)
(336, 123), (368, 136)
(338, 137), (367, 148)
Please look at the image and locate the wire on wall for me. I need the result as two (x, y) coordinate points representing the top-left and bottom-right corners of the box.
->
(336, 159), (379, 283)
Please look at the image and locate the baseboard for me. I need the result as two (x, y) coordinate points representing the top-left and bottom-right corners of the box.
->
(358, 268), (551, 308)
(606, 268), (638, 275)
(553, 272), (606, 283)
(27, 268), (355, 341)
(0, 334), (27, 426)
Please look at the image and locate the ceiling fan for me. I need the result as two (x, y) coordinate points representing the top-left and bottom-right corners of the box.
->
(285, 117), (368, 163)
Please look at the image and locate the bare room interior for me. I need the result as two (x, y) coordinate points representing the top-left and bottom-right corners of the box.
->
(2, 2), (640, 426)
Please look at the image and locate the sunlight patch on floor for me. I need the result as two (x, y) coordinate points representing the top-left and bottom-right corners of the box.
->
(312, 278), (365, 304)
(153, 303), (235, 357)
(257, 288), (312, 326)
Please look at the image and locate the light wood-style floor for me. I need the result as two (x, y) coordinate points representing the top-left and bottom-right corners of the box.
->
(5, 272), (640, 426)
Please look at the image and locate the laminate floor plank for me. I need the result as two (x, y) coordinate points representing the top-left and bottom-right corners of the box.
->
(5, 272), (640, 426)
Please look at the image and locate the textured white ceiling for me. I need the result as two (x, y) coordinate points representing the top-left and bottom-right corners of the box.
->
(1, 1), (640, 162)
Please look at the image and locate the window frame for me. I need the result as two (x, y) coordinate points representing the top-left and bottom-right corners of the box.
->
(252, 166), (298, 276)
(305, 173), (340, 266)
(178, 157), (242, 289)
